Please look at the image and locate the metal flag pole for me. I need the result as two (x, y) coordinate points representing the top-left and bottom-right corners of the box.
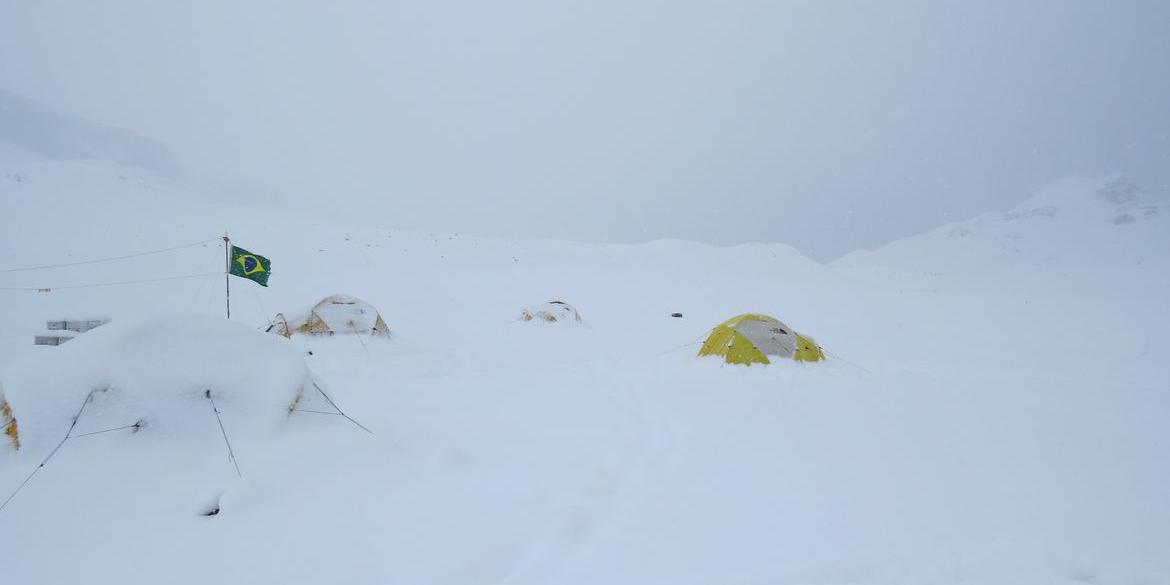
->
(223, 234), (231, 319)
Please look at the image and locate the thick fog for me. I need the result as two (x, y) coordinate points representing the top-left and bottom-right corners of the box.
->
(2, 1), (1168, 259)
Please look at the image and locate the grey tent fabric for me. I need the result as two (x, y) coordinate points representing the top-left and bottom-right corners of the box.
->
(732, 318), (796, 358)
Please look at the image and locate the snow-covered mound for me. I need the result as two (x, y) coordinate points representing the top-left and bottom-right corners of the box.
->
(1, 315), (309, 453)
(833, 176), (1169, 294)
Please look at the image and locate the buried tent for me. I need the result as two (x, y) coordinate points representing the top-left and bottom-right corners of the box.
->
(0, 316), (368, 515)
(519, 300), (583, 323)
(0, 315), (349, 455)
(268, 294), (391, 337)
(698, 313), (825, 365)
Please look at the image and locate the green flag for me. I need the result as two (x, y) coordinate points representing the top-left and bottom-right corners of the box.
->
(229, 245), (271, 287)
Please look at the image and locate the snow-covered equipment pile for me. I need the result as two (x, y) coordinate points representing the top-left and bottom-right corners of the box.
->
(698, 313), (825, 365)
(268, 294), (391, 337)
(519, 300), (582, 324)
(32, 330), (76, 346)
(34, 316), (111, 346)
(46, 317), (110, 334)
(0, 315), (311, 453)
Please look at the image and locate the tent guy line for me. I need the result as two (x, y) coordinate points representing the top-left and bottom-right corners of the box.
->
(310, 380), (373, 435)
(71, 421), (143, 439)
(205, 390), (242, 479)
(0, 271), (224, 293)
(290, 409), (344, 416)
(0, 390), (96, 513)
(0, 238), (219, 273)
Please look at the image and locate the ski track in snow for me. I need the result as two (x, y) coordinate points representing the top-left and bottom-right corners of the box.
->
(490, 369), (686, 585)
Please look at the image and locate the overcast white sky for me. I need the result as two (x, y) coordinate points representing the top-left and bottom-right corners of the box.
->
(2, 1), (1168, 259)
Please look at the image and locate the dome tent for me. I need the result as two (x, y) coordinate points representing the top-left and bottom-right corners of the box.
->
(0, 315), (317, 453)
(0, 315), (370, 518)
(520, 300), (582, 324)
(268, 294), (391, 337)
(698, 313), (825, 365)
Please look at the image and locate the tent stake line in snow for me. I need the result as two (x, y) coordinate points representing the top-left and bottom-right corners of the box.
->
(0, 390), (95, 513)
(205, 389), (242, 478)
(71, 420), (144, 438)
(310, 381), (373, 434)
(1, 411), (144, 512)
(291, 408), (345, 416)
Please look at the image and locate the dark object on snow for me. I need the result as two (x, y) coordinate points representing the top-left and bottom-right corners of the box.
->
(199, 493), (224, 517)
(671, 313), (683, 318)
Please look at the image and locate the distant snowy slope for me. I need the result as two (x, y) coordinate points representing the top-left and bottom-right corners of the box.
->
(833, 176), (1169, 295)
(0, 155), (837, 371)
(0, 89), (179, 175)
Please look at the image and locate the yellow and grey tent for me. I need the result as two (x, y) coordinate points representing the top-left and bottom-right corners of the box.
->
(698, 313), (825, 365)
(267, 294), (391, 337)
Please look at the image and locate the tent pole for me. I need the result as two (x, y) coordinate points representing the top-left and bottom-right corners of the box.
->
(223, 234), (231, 320)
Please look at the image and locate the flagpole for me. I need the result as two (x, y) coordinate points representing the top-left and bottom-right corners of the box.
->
(223, 234), (231, 320)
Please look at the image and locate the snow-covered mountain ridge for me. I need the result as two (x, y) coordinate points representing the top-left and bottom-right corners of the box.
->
(0, 91), (180, 176)
(833, 176), (1169, 296)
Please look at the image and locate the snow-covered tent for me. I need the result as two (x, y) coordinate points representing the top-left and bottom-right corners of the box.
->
(519, 300), (582, 324)
(0, 315), (327, 453)
(698, 313), (825, 365)
(268, 294), (391, 338)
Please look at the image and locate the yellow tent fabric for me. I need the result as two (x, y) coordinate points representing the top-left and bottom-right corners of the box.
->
(794, 332), (827, 362)
(697, 313), (825, 365)
(698, 314), (776, 365)
(1, 393), (19, 450)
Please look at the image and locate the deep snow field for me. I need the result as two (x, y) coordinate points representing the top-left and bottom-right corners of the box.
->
(1, 155), (1168, 584)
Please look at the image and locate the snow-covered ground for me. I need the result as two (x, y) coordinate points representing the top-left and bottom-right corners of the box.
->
(1, 154), (1167, 584)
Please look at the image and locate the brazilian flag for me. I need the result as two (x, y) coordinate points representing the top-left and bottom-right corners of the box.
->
(229, 245), (271, 287)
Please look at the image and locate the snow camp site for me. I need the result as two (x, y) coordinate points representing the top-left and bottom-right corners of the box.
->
(1, 162), (1168, 585)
